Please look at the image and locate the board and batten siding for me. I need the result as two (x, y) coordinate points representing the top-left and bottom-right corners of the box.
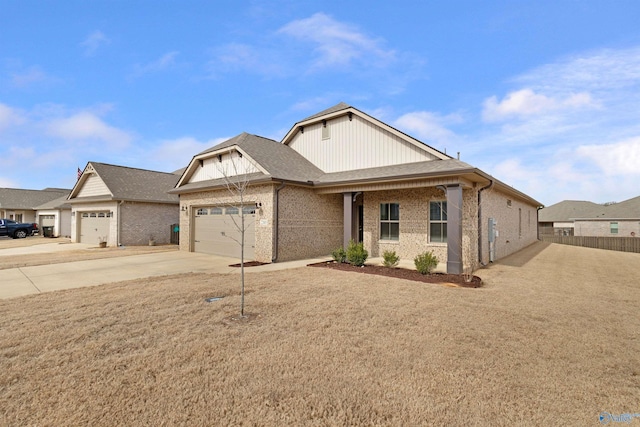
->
(77, 175), (111, 197)
(288, 114), (438, 173)
(189, 151), (259, 183)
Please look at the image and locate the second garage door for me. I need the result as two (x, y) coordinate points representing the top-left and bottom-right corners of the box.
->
(80, 212), (111, 244)
(193, 206), (256, 259)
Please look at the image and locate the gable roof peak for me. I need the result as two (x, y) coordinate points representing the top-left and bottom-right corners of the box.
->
(301, 102), (352, 122)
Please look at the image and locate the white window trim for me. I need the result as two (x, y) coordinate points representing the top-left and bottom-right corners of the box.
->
(429, 200), (447, 244)
(379, 202), (400, 242)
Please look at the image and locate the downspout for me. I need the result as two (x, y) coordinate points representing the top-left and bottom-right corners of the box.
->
(537, 205), (544, 241)
(271, 182), (286, 263)
(477, 180), (494, 266)
(117, 200), (125, 247)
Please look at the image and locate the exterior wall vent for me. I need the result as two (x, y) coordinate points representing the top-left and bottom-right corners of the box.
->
(322, 123), (330, 140)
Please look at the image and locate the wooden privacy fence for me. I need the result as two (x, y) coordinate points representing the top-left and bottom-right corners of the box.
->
(540, 235), (640, 253)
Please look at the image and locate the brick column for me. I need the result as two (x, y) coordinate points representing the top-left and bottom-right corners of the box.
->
(343, 193), (353, 249)
(446, 184), (463, 274)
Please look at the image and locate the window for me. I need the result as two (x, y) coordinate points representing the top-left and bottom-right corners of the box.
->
(210, 207), (223, 215)
(430, 201), (447, 243)
(242, 206), (256, 215)
(226, 207), (239, 215)
(196, 208), (208, 215)
(98, 213), (105, 218)
(380, 203), (399, 241)
(518, 208), (522, 238)
(610, 222), (619, 234)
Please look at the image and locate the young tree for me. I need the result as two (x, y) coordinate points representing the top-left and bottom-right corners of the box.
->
(214, 150), (257, 318)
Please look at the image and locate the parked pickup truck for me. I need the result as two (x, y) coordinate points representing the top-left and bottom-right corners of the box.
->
(0, 219), (39, 238)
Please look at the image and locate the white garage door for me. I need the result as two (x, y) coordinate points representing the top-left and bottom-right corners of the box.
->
(80, 212), (111, 244)
(193, 206), (256, 259)
(40, 215), (55, 227)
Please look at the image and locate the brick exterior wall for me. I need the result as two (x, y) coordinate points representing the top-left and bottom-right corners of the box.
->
(479, 188), (538, 263)
(119, 202), (179, 246)
(178, 184), (275, 262)
(574, 219), (640, 237)
(276, 186), (343, 261)
(362, 187), (479, 272)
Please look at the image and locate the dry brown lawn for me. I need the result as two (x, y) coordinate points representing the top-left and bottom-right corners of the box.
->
(1, 242), (639, 426)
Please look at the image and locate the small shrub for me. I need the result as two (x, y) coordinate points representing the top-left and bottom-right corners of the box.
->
(382, 250), (400, 268)
(331, 247), (346, 263)
(346, 240), (368, 267)
(414, 251), (438, 275)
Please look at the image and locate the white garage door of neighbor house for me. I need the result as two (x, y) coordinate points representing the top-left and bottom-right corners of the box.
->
(40, 215), (55, 227)
(193, 206), (256, 260)
(80, 212), (111, 244)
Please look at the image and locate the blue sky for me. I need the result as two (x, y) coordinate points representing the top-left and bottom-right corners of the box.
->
(1, 1), (639, 205)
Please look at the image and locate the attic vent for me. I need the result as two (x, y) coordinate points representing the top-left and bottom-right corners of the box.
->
(322, 122), (330, 140)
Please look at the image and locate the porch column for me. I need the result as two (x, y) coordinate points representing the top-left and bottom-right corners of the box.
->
(343, 192), (353, 249)
(446, 184), (463, 274)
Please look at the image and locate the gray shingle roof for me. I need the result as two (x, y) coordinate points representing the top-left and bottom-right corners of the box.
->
(85, 162), (180, 203)
(314, 159), (476, 184)
(0, 188), (69, 210)
(603, 196), (640, 218)
(300, 102), (351, 122)
(35, 193), (72, 210)
(538, 199), (626, 221)
(198, 133), (324, 182)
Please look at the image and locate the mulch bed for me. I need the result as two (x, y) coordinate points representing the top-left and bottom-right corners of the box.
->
(228, 261), (270, 267)
(308, 262), (482, 288)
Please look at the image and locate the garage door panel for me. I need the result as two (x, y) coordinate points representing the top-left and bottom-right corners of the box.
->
(194, 207), (255, 259)
(80, 212), (111, 244)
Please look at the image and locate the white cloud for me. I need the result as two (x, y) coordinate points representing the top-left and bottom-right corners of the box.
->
(482, 89), (595, 122)
(47, 112), (133, 147)
(81, 31), (110, 57)
(131, 51), (180, 78)
(394, 111), (462, 147)
(145, 136), (229, 171)
(277, 12), (395, 70)
(0, 103), (26, 131)
(0, 176), (17, 187)
(577, 137), (640, 176)
(204, 12), (421, 94)
(10, 66), (49, 88)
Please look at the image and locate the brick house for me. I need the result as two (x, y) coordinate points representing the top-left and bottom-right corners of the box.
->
(68, 162), (180, 246)
(171, 103), (542, 274)
(539, 196), (640, 237)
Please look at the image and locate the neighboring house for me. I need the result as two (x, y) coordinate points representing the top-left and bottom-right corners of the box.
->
(68, 162), (181, 246)
(538, 200), (605, 236)
(539, 196), (640, 237)
(35, 193), (72, 237)
(0, 187), (70, 224)
(171, 103), (542, 274)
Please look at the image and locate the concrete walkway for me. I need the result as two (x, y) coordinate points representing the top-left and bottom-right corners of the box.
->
(0, 246), (331, 299)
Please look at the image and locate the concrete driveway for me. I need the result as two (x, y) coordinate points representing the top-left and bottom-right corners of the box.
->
(0, 243), (329, 299)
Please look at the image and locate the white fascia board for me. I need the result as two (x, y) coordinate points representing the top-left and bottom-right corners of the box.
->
(68, 162), (114, 200)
